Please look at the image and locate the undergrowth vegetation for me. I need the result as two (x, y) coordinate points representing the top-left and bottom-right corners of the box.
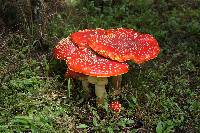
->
(0, 0), (199, 132)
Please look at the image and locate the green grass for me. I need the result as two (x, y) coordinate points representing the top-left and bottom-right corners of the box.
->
(0, 0), (200, 132)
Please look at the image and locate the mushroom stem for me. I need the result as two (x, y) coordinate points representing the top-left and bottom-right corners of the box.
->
(95, 84), (107, 104)
(87, 77), (108, 104)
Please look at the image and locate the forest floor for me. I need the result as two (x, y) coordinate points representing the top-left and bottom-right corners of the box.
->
(0, 1), (200, 132)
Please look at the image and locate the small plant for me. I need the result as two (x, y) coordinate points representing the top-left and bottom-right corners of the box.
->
(156, 120), (175, 133)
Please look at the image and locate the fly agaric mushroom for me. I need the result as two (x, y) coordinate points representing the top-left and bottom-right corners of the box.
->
(53, 28), (160, 104)
(109, 101), (121, 112)
(66, 48), (128, 103)
(88, 28), (160, 64)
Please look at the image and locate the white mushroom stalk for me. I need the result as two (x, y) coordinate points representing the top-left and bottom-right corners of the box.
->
(88, 76), (108, 104)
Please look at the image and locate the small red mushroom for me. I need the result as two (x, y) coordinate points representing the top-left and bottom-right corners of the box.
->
(88, 28), (160, 64)
(109, 101), (122, 112)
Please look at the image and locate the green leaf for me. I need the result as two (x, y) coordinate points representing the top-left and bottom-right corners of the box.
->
(93, 117), (98, 127)
(156, 121), (163, 133)
(107, 126), (114, 133)
(76, 124), (88, 129)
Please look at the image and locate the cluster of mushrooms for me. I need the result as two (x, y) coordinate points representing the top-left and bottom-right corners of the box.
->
(53, 28), (160, 105)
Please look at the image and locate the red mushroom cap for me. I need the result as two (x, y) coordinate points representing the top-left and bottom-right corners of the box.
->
(109, 101), (121, 112)
(53, 37), (78, 60)
(70, 29), (105, 48)
(88, 28), (160, 64)
(66, 48), (128, 77)
(106, 28), (141, 38)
